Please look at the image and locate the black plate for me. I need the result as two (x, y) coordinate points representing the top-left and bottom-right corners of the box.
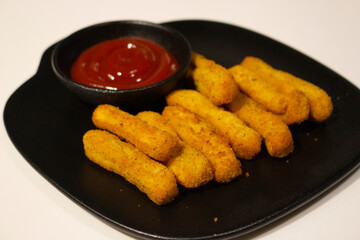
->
(4, 20), (360, 239)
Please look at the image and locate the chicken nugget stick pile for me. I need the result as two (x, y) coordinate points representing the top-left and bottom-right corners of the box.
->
(81, 52), (333, 205)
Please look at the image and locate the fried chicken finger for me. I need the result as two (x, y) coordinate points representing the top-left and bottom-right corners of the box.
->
(92, 104), (177, 162)
(166, 90), (262, 160)
(229, 65), (288, 114)
(190, 52), (239, 106)
(227, 92), (294, 158)
(83, 130), (178, 205)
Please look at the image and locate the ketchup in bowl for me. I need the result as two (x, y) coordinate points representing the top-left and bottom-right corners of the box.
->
(71, 37), (179, 90)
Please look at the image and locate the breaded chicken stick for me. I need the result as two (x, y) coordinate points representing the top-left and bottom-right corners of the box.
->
(227, 92), (294, 158)
(230, 64), (310, 125)
(83, 130), (178, 205)
(241, 56), (333, 122)
(190, 52), (239, 106)
(92, 104), (177, 162)
(229, 65), (288, 114)
(166, 90), (262, 160)
(162, 106), (242, 182)
(136, 111), (214, 188)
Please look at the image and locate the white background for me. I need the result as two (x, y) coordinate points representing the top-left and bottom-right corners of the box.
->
(1, 1), (359, 239)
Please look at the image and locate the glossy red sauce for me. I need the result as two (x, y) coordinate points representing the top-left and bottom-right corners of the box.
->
(71, 37), (179, 90)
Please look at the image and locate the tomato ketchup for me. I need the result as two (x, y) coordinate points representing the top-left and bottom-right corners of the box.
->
(71, 37), (179, 90)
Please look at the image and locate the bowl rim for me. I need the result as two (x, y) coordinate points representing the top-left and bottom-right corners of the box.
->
(50, 20), (192, 94)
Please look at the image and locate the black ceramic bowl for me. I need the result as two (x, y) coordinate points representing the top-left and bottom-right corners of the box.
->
(51, 20), (191, 108)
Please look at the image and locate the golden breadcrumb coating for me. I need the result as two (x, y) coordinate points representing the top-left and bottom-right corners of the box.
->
(162, 105), (242, 182)
(231, 63), (310, 125)
(229, 65), (288, 114)
(92, 104), (177, 162)
(136, 111), (214, 188)
(136, 111), (178, 137)
(241, 56), (332, 122)
(227, 92), (294, 158)
(83, 130), (178, 205)
(190, 52), (239, 106)
(276, 70), (333, 122)
(276, 89), (310, 125)
(166, 90), (261, 160)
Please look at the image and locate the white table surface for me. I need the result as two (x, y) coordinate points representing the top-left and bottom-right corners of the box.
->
(1, 1), (359, 239)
